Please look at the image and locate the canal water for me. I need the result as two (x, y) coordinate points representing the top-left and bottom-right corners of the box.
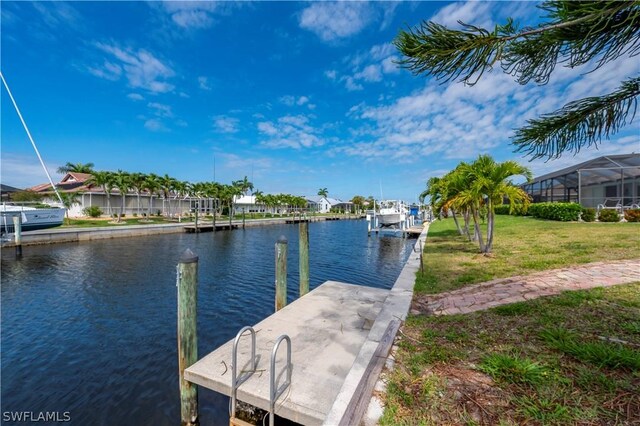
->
(1, 220), (414, 425)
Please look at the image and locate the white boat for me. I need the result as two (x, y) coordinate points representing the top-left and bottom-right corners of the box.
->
(1, 204), (65, 233)
(377, 200), (408, 227)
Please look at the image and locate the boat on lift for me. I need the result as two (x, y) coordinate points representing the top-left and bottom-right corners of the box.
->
(376, 200), (408, 228)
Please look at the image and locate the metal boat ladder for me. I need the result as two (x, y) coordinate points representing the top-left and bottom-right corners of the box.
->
(269, 335), (292, 426)
(230, 327), (292, 426)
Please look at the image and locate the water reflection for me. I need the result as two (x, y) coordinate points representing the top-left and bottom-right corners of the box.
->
(1, 220), (413, 425)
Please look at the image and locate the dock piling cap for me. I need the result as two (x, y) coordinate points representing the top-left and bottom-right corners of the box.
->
(277, 235), (288, 244)
(180, 248), (199, 264)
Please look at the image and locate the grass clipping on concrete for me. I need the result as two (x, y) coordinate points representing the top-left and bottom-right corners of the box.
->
(383, 285), (640, 425)
(416, 216), (640, 295)
(382, 216), (640, 425)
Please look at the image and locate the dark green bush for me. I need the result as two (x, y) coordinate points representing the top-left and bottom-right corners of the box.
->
(494, 204), (528, 216)
(82, 205), (103, 218)
(528, 202), (582, 221)
(494, 205), (510, 215)
(624, 209), (640, 222)
(581, 208), (596, 222)
(598, 209), (620, 222)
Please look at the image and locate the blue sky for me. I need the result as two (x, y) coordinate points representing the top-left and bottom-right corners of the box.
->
(2, 1), (638, 201)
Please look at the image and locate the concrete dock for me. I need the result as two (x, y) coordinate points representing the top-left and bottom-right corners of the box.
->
(185, 281), (389, 425)
(184, 226), (427, 425)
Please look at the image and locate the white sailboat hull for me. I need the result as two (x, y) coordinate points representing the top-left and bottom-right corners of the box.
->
(377, 213), (405, 225)
(1, 206), (65, 232)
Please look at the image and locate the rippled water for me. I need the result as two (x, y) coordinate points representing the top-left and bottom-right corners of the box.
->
(1, 220), (413, 425)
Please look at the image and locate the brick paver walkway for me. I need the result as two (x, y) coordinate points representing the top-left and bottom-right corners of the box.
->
(414, 259), (640, 316)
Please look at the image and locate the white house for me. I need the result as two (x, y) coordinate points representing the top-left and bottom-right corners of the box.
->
(305, 196), (346, 213)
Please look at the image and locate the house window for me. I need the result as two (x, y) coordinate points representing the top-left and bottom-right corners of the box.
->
(605, 185), (618, 198)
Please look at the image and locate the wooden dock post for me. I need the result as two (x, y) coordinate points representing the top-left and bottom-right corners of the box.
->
(13, 216), (22, 258)
(213, 205), (217, 231)
(177, 249), (199, 426)
(194, 206), (199, 233)
(242, 208), (246, 229)
(299, 222), (309, 296)
(275, 236), (287, 311)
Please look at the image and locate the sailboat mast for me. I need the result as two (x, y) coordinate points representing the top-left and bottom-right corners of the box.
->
(0, 71), (63, 204)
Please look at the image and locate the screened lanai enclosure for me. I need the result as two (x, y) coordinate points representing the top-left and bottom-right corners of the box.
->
(521, 154), (640, 209)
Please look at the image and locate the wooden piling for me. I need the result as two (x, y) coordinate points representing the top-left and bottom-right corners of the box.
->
(299, 222), (309, 297)
(242, 208), (246, 229)
(177, 249), (199, 426)
(13, 216), (22, 258)
(194, 207), (199, 233)
(275, 236), (287, 311)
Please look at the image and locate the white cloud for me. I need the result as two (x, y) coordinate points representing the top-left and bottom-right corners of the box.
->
(297, 96), (309, 106)
(430, 1), (494, 29)
(299, 2), (375, 41)
(213, 115), (239, 133)
(0, 153), (60, 188)
(127, 93), (144, 101)
(148, 102), (173, 118)
(339, 49), (638, 164)
(90, 42), (175, 93)
(324, 70), (337, 80)
(198, 76), (211, 90)
(279, 95), (312, 107)
(258, 114), (324, 149)
(144, 119), (168, 132)
(341, 76), (363, 92)
(156, 1), (240, 30)
(354, 64), (382, 82)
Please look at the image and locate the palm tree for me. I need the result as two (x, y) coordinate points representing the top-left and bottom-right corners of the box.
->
(85, 171), (115, 216)
(112, 170), (131, 223)
(252, 189), (264, 217)
(318, 188), (328, 197)
(159, 174), (177, 217)
(58, 190), (82, 225)
(144, 173), (161, 217)
(464, 155), (532, 253)
(57, 162), (95, 174)
(234, 176), (254, 196)
(129, 172), (147, 216)
(173, 180), (189, 217)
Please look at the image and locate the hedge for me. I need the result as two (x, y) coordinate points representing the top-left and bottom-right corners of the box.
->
(581, 208), (596, 222)
(624, 209), (640, 222)
(528, 202), (582, 221)
(494, 204), (528, 216)
(599, 209), (620, 222)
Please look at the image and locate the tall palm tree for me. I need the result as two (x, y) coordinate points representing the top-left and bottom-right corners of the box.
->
(113, 170), (131, 223)
(233, 176), (254, 196)
(85, 171), (115, 216)
(129, 172), (147, 216)
(143, 173), (161, 217)
(318, 188), (328, 197)
(57, 162), (95, 174)
(159, 174), (177, 217)
(173, 180), (189, 217)
(253, 190), (265, 217)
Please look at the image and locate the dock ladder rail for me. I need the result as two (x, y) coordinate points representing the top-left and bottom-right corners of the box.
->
(269, 335), (292, 426)
(231, 326), (258, 419)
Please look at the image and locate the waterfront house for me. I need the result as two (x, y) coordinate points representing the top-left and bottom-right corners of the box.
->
(28, 173), (201, 218)
(521, 153), (640, 209)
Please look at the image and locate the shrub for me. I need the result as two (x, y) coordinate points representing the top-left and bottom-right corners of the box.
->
(142, 213), (147, 217)
(598, 209), (620, 222)
(494, 204), (528, 216)
(494, 205), (510, 215)
(623, 208), (640, 222)
(528, 202), (582, 221)
(156, 210), (162, 216)
(112, 213), (118, 218)
(82, 205), (103, 218)
(581, 208), (596, 222)
(119, 213), (126, 218)
(133, 213), (138, 217)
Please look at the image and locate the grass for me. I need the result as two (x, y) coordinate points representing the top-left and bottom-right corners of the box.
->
(416, 215), (640, 294)
(62, 217), (169, 227)
(382, 284), (640, 425)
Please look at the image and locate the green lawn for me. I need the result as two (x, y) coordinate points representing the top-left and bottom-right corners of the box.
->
(383, 215), (640, 425)
(61, 217), (170, 227)
(417, 215), (640, 294)
(382, 284), (640, 425)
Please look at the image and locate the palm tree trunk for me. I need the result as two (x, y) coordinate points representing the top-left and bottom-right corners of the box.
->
(462, 208), (473, 241)
(486, 201), (495, 253)
(470, 205), (486, 252)
(150, 195), (154, 217)
(137, 193), (141, 216)
(451, 209), (463, 235)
